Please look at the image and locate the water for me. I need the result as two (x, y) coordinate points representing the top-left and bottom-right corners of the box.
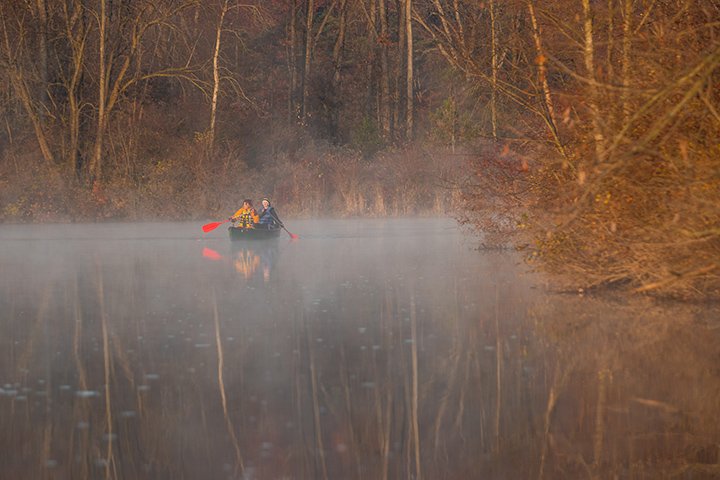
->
(0, 218), (718, 479)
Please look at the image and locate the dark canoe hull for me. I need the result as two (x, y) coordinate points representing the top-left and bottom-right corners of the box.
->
(228, 226), (282, 241)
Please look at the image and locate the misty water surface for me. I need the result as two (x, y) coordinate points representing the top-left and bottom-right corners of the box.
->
(0, 218), (719, 479)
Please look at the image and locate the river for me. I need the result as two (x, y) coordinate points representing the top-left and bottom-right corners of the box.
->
(0, 218), (718, 479)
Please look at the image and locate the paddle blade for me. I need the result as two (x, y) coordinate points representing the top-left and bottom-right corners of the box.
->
(288, 232), (299, 240)
(202, 221), (225, 233)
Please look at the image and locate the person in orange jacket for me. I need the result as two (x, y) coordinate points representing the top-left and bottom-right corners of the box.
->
(229, 199), (260, 229)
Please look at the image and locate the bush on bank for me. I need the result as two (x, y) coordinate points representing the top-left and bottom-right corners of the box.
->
(0, 142), (463, 222)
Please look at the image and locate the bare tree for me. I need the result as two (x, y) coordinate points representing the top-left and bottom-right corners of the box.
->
(0, 3), (55, 166)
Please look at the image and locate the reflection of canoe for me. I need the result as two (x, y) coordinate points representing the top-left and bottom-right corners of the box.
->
(228, 226), (281, 241)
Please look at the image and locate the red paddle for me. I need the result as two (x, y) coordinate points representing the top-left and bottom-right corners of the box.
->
(282, 225), (299, 240)
(202, 220), (229, 233)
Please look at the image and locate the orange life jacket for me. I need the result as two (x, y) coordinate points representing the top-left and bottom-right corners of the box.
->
(232, 207), (259, 228)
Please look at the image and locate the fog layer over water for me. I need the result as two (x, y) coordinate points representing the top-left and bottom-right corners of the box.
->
(1, 218), (718, 479)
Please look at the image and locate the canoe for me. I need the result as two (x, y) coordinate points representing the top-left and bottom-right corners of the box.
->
(228, 226), (282, 241)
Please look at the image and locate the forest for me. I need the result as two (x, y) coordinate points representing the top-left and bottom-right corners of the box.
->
(1, 0), (718, 298)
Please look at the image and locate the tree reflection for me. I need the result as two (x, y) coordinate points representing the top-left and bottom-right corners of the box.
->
(1, 246), (719, 479)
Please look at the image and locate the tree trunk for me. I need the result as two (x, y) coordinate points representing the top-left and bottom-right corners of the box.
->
(405, 0), (413, 141)
(332, 0), (347, 86)
(330, 0), (347, 140)
(35, 0), (48, 119)
(7, 70), (55, 166)
(90, 0), (108, 181)
(606, 0), (614, 80)
(89, 0), (138, 182)
(620, 0), (632, 125)
(379, 0), (391, 139)
(490, 0), (498, 139)
(394, 0), (405, 141)
(62, 0), (87, 179)
(527, 0), (565, 156)
(366, 0), (378, 120)
(288, 0), (298, 123)
(209, 0), (230, 152)
(581, 0), (605, 161)
(301, 0), (315, 121)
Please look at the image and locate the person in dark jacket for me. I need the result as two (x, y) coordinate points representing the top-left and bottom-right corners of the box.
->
(258, 197), (281, 229)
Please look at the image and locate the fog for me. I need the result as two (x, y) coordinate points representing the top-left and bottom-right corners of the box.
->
(1, 218), (718, 479)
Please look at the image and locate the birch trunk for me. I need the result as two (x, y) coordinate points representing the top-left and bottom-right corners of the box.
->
(527, 0), (565, 156)
(209, 0), (230, 151)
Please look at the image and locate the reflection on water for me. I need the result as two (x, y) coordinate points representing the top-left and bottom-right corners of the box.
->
(0, 219), (718, 479)
(231, 243), (278, 282)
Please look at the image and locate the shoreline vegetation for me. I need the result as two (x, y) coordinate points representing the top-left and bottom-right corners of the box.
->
(1, 1), (718, 299)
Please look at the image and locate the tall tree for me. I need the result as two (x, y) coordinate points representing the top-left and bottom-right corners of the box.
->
(581, 0), (605, 161)
(489, 0), (498, 139)
(287, 0), (299, 122)
(301, 0), (315, 121)
(208, 0), (231, 152)
(404, 0), (413, 140)
(379, 0), (391, 138)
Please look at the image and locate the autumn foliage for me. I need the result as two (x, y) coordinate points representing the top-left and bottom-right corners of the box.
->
(0, 0), (718, 297)
(446, 0), (720, 298)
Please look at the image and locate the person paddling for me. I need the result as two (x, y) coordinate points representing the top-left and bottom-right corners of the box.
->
(229, 199), (259, 229)
(258, 197), (282, 229)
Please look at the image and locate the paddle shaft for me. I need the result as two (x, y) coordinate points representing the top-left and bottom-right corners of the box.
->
(268, 210), (298, 239)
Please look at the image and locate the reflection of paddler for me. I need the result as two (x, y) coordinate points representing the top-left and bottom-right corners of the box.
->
(234, 248), (261, 279)
(232, 243), (278, 282)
